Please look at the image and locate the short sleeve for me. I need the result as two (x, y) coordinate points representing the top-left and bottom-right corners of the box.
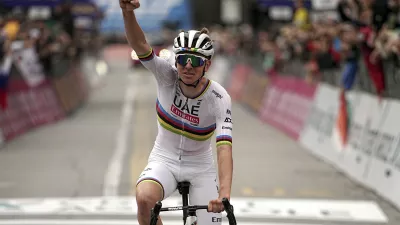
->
(138, 47), (177, 86)
(214, 90), (233, 147)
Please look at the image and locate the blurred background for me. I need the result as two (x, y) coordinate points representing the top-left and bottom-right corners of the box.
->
(1, 0), (400, 225)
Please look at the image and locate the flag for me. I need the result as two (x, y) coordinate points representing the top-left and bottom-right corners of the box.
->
(333, 89), (350, 151)
(0, 54), (12, 110)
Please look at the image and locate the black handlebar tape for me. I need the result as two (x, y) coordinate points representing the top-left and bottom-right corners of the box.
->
(150, 215), (158, 225)
(150, 201), (163, 225)
(221, 198), (232, 213)
(222, 198), (237, 225)
(154, 201), (162, 214)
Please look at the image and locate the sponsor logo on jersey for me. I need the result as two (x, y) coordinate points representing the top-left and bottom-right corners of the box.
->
(173, 95), (200, 116)
(156, 99), (216, 141)
(224, 117), (232, 123)
(171, 105), (200, 124)
(172, 95), (201, 124)
(212, 217), (222, 223)
(212, 90), (223, 99)
(222, 126), (232, 130)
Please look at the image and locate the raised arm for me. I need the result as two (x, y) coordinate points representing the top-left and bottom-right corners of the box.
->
(119, 0), (177, 86)
(120, 0), (150, 55)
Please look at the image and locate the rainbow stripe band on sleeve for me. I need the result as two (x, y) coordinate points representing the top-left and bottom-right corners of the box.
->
(138, 48), (155, 61)
(216, 135), (232, 147)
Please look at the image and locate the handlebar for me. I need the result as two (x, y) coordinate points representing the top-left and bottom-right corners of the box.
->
(150, 198), (237, 225)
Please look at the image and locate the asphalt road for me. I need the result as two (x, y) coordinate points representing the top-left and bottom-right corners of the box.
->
(0, 47), (399, 225)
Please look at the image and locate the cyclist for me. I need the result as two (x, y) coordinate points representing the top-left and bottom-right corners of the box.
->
(119, 1), (233, 225)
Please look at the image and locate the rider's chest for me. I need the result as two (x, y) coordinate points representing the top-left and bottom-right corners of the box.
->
(164, 89), (212, 127)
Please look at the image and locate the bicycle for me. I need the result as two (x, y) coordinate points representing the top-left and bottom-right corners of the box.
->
(150, 181), (237, 225)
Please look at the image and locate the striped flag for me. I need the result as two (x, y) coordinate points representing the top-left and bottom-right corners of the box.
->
(332, 89), (350, 151)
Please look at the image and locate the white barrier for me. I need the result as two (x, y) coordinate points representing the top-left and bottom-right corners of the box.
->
(299, 83), (400, 210)
(222, 55), (400, 210)
(299, 84), (342, 165)
(339, 93), (388, 185)
(364, 99), (400, 208)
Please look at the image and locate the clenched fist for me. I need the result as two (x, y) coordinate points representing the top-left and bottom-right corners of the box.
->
(120, 0), (140, 12)
(208, 198), (225, 213)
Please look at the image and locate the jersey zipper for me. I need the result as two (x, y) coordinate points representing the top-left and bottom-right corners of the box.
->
(179, 97), (189, 161)
(179, 97), (189, 160)
(178, 96), (188, 181)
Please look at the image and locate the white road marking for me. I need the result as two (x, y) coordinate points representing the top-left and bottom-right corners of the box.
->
(103, 75), (136, 196)
(0, 196), (388, 223)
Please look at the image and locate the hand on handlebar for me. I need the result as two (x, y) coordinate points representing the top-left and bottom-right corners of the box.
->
(119, 0), (140, 12)
(208, 196), (230, 213)
(150, 198), (236, 225)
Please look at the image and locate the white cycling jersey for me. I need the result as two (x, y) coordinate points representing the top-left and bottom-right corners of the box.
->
(135, 47), (233, 225)
(138, 47), (233, 161)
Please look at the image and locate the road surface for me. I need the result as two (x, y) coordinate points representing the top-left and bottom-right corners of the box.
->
(0, 46), (399, 225)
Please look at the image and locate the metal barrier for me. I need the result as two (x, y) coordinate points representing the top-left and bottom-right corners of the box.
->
(382, 56), (400, 99)
(0, 47), (90, 145)
(265, 52), (400, 99)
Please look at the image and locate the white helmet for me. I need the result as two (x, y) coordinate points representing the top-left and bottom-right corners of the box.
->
(172, 29), (214, 59)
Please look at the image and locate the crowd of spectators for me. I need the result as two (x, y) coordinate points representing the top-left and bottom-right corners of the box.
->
(2, 0), (390, 98)
(1, 4), (72, 76)
(260, 0), (400, 98)
(0, 1), (104, 79)
(206, 0), (400, 99)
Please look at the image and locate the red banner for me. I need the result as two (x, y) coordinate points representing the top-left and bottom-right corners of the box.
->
(259, 76), (317, 140)
(0, 79), (65, 141)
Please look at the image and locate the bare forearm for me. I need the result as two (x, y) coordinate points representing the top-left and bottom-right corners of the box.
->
(217, 146), (233, 198)
(122, 10), (150, 55)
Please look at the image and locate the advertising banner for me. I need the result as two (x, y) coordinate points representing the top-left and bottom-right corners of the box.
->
(223, 56), (400, 211)
(0, 80), (65, 141)
(299, 84), (340, 163)
(259, 76), (316, 140)
(338, 93), (387, 184)
(364, 100), (400, 210)
(299, 84), (367, 167)
(298, 84), (400, 210)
